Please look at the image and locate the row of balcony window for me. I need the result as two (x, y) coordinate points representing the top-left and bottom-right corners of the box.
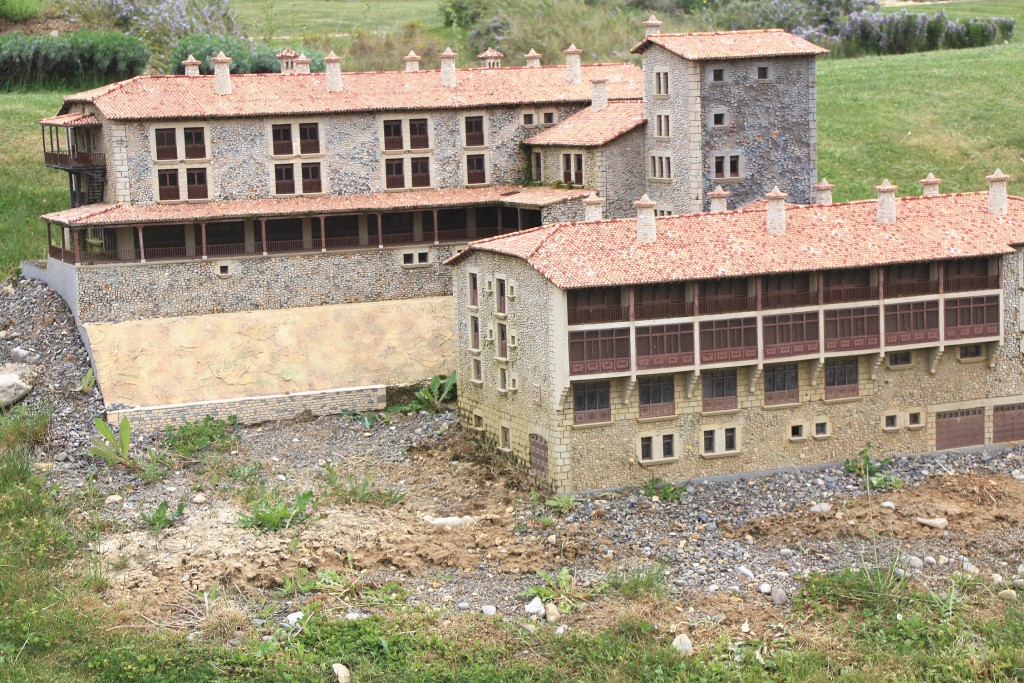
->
(567, 296), (1000, 376)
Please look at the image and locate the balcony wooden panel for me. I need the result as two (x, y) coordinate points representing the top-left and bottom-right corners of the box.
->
(639, 403), (675, 419)
(273, 140), (294, 156)
(764, 388), (800, 406)
(945, 323), (999, 340)
(885, 328), (939, 346)
(636, 351), (694, 370)
(574, 408), (611, 425)
(699, 296), (757, 315)
(569, 357), (630, 376)
(568, 306), (628, 325)
(823, 334), (879, 352)
(44, 151), (105, 169)
(635, 300), (693, 320)
(825, 384), (859, 400)
(822, 285), (878, 304)
(700, 345), (757, 364)
(944, 274), (1000, 293)
(761, 290), (815, 309)
(883, 280), (939, 298)
(299, 139), (320, 154)
(702, 395), (738, 412)
(763, 339), (819, 359)
(184, 143), (207, 159)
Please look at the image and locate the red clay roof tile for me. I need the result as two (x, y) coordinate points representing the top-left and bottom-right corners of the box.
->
(631, 29), (828, 60)
(525, 100), (645, 147)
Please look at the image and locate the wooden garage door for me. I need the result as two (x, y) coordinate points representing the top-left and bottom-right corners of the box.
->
(935, 408), (985, 450)
(529, 434), (548, 478)
(993, 404), (1024, 443)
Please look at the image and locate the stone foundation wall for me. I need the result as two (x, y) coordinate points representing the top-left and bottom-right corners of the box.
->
(108, 385), (386, 433)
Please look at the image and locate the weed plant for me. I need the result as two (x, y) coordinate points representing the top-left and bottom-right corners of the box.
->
(521, 567), (607, 612)
(608, 564), (668, 600)
(238, 490), (313, 531)
(0, 403), (49, 448)
(88, 416), (132, 466)
(324, 466), (405, 506)
(164, 415), (238, 457)
(140, 500), (185, 531)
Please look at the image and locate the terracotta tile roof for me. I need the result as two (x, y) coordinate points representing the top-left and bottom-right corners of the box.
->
(525, 100), (645, 147)
(39, 112), (101, 126)
(449, 193), (1024, 288)
(58, 63), (642, 121)
(477, 47), (504, 59)
(42, 185), (589, 227)
(631, 29), (828, 60)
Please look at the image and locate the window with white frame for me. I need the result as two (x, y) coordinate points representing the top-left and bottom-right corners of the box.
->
(639, 432), (676, 464)
(541, 110), (557, 125)
(713, 153), (742, 180)
(711, 107), (728, 128)
(701, 425), (739, 456)
(650, 155), (672, 179)
(654, 70), (669, 96)
(756, 64), (772, 81)
(710, 66), (726, 83)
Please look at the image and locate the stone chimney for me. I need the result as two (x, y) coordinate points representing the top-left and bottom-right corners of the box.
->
(765, 187), (788, 234)
(563, 44), (583, 84)
(181, 54), (201, 77)
(812, 178), (835, 205)
(643, 14), (662, 36)
(524, 49), (542, 68)
(591, 78), (607, 111)
(634, 194), (657, 244)
(276, 48), (298, 74)
(708, 185), (731, 212)
(875, 179), (898, 225)
(325, 51), (342, 92)
(212, 52), (232, 95)
(477, 47), (504, 68)
(986, 169), (1011, 216)
(439, 47), (457, 88)
(293, 53), (311, 74)
(403, 50), (421, 72)
(583, 194), (605, 222)
(920, 172), (941, 196)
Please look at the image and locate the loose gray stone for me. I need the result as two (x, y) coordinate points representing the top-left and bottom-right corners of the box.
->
(780, 548), (795, 559)
(998, 589), (1018, 602)
(991, 574), (1003, 585)
(1012, 579), (1024, 588)
(524, 597), (544, 616)
(758, 583), (772, 595)
(771, 588), (788, 606)
(908, 556), (924, 570)
(457, 602), (470, 610)
(924, 556), (937, 566)
(809, 503), (832, 514)
(1011, 469), (1024, 481)
(737, 565), (755, 581)
(481, 605), (497, 616)
(880, 501), (896, 510)
(672, 633), (693, 656)
(963, 561), (981, 575)
(11, 347), (41, 364)
(0, 373), (31, 408)
(916, 517), (949, 530)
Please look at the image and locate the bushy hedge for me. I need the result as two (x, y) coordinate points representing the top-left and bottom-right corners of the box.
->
(169, 34), (326, 74)
(0, 0), (42, 22)
(0, 30), (149, 91)
(833, 10), (1015, 56)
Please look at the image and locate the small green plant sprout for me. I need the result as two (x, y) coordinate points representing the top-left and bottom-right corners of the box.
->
(140, 500), (185, 531)
(608, 564), (668, 600)
(520, 567), (606, 613)
(238, 490), (313, 531)
(89, 416), (133, 466)
(136, 447), (173, 483)
(278, 568), (320, 596)
(413, 373), (458, 412)
(641, 478), (683, 503)
(544, 493), (578, 515)
(843, 443), (902, 492)
(75, 368), (96, 394)
(164, 415), (238, 456)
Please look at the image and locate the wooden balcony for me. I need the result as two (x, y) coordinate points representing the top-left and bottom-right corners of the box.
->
(700, 296), (757, 315)
(885, 328), (940, 346)
(822, 285), (878, 304)
(764, 339), (819, 358)
(299, 139), (320, 155)
(273, 140), (293, 156)
(568, 305), (629, 326)
(944, 274), (1000, 293)
(824, 333), (880, 352)
(945, 321), (1000, 340)
(639, 403), (674, 419)
(635, 300), (693, 320)
(825, 384), (859, 400)
(184, 143), (207, 159)
(761, 290), (816, 309)
(703, 395), (738, 412)
(883, 280), (939, 298)
(44, 151), (104, 169)
(569, 329), (629, 376)
(764, 388), (799, 406)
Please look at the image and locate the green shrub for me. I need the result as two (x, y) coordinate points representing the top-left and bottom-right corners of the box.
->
(0, 0), (43, 22)
(0, 30), (149, 91)
(641, 478), (683, 502)
(0, 403), (50, 449)
(608, 564), (668, 600)
(238, 490), (313, 531)
(164, 415), (237, 457)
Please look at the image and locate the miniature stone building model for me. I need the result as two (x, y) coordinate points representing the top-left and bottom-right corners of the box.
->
(448, 173), (1024, 492)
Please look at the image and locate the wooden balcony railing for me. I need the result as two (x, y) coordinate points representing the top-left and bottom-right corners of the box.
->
(701, 345), (758, 364)
(411, 173), (431, 188)
(883, 280), (939, 298)
(764, 388), (800, 407)
(184, 143), (207, 159)
(467, 168), (486, 185)
(186, 183), (208, 200)
(568, 306), (629, 325)
(302, 178), (322, 194)
(299, 139), (320, 154)
(639, 403), (674, 419)
(761, 290), (816, 309)
(273, 140), (293, 156)
(945, 321), (1000, 340)
(275, 179), (296, 195)
(635, 300), (693, 320)
(574, 408), (611, 425)
(158, 186), (180, 201)
(699, 296), (757, 315)
(944, 274), (1000, 293)
(824, 333), (880, 352)
(822, 285), (878, 304)
(885, 328), (940, 346)
(702, 395), (738, 413)
(381, 232), (418, 246)
(44, 151), (105, 169)
(409, 134), (429, 149)
(384, 135), (403, 150)
(825, 384), (859, 400)
(437, 228), (469, 242)
(385, 175), (404, 189)
(155, 145), (177, 161)
(569, 329), (630, 375)
(763, 339), (819, 358)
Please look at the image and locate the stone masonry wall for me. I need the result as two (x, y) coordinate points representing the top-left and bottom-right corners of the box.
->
(598, 126), (647, 219)
(76, 244), (461, 322)
(108, 385), (386, 433)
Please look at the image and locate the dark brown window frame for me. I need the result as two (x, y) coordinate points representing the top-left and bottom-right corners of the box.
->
(385, 158), (404, 189)
(299, 122), (320, 154)
(155, 128), (177, 161)
(185, 167), (208, 200)
(468, 273), (479, 307)
(824, 357), (859, 400)
(465, 115), (485, 147)
(702, 369), (738, 413)
(274, 163), (295, 195)
(466, 154), (486, 185)
(410, 156), (431, 188)
(301, 162), (321, 194)
(271, 124), (293, 156)
(157, 168), (180, 200)
(183, 127), (206, 159)
(638, 375), (675, 418)
(383, 120), (403, 150)
(573, 381), (611, 425)
(408, 118), (429, 149)
(764, 363), (799, 406)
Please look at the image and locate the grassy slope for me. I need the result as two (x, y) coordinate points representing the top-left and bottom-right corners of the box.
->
(1, 42), (1023, 275)
(231, 0), (442, 36)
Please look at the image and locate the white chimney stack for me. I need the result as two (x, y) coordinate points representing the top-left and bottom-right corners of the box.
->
(590, 78), (607, 111)
(583, 194), (605, 222)
(920, 172), (941, 196)
(875, 179), (898, 224)
(708, 185), (731, 212)
(634, 194), (657, 244)
(986, 169), (1011, 215)
(764, 186), (789, 234)
(325, 51), (342, 92)
(293, 53), (311, 74)
(181, 54), (201, 77)
(403, 50), (421, 72)
(812, 178), (835, 205)
(276, 48), (298, 74)
(643, 14), (662, 36)
(563, 44), (583, 84)
(212, 52), (232, 95)
(439, 47), (457, 88)
(524, 49), (542, 68)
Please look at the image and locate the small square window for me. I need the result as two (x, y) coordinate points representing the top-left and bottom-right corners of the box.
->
(703, 429), (715, 453)
(884, 414), (898, 429)
(417, 251), (429, 264)
(543, 111), (555, 125)
(908, 412), (922, 427)
(219, 264), (229, 275)
(724, 427), (737, 451)
(640, 436), (653, 461)
(790, 424), (804, 439)
(471, 358), (482, 381)
(711, 68), (724, 82)
(662, 434), (674, 459)
(501, 426), (510, 449)
(814, 421), (829, 437)
(757, 66), (770, 80)
(889, 351), (913, 367)
(523, 113), (534, 126)
(473, 413), (484, 429)
(498, 366), (508, 391)
(713, 111), (725, 127)
(960, 344), (984, 360)
(403, 253), (414, 265)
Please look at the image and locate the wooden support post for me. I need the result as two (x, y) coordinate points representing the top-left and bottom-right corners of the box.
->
(73, 230), (80, 265)
(817, 271), (824, 305)
(46, 222), (52, 255)
(497, 206), (503, 234)
(432, 208), (440, 244)
(200, 222), (207, 259)
(517, 208), (523, 232)
(937, 262), (944, 294)
(755, 276), (762, 311)
(260, 219), (268, 256)
(319, 215), (326, 252)
(137, 225), (146, 263)
(376, 212), (383, 248)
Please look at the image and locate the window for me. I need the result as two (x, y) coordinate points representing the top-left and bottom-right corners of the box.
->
(466, 154), (486, 184)
(757, 65), (770, 80)
(959, 344), (984, 360)
(561, 153), (583, 185)
(712, 110), (726, 127)
(654, 71), (669, 95)
(824, 357), (859, 400)
(410, 157), (430, 187)
(639, 433), (676, 463)
(764, 363), (799, 406)
(790, 424), (805, 440)
(272, 124), (293, 155)
(702, 426), (738, 455)
(301, 163), (321, 193)
(570, 329), (631, 375)
(155, 128), (177, 160)
(824, 307), (880, 349)
(711, 68), (724, 82)
(383, 120), (403, 150)
(641, 436), (652, 461)
(470, 315), (480, 349)
(471, 357), (482, 381)
(908, 411), (923, 427)
(523, 112), (535, 126)
(497, 322), (508, 358)
(402, 250), (429, 266)
(884, 414), (899, 430)
(498, 366), (508, 391)
(473, 413), (484, 429)
(385, 158), (404, 189)
(219, 264), (230, 275)
(274, 164), (295, 194)
(297, 123), (319, 154)
(639, 375), (674, 418)
(468, 273), (479, 307)
(654, 209), (673, 217)
(814, 421), (830, 437)
(408, 119), (429, 149)
(495, 277), (507, 314)
(703, 369), (737, 412)
(573, 381), (611, 425)
(185, 168), (207, 200)
(542, 111), (556, 125)
(157, 169), (179, 200)
(714, 154), (741, 179)
(650, 155), (672, 179)
(183, 127), (206, 159)
(655, 114), (670, 138)
(501, 426), (511, 449)
(532, 152), (543, 182)
(888, 351), (913, 367)
(465, 116), (485, 146)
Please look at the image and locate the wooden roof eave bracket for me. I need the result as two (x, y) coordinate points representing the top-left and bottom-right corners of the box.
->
(927, 347), (943, 375)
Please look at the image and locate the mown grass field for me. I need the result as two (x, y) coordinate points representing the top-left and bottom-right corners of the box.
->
(231, 0), (442, 36)
(3, 41), (1022, 276)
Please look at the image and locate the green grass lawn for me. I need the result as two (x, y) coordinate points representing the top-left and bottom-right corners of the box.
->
(2, 41), (1023, 276)
(882, 0), (1024, 41)
(231, 0), (442, 37)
